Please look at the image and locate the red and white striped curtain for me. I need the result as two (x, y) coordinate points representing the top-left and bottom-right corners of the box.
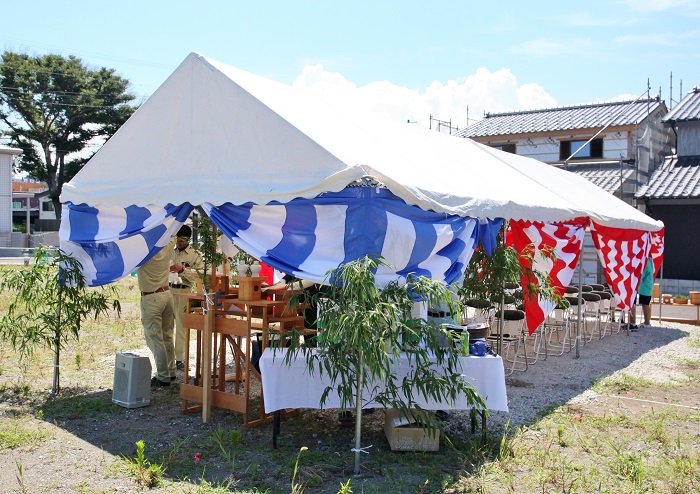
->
(649, 227), (665, 278)
(510, 218), (588, 334)
(590, 222), (651, 311)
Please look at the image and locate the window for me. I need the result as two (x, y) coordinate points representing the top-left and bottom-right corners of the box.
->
(559, 138), (603, 160)
(490, 143), (516, 154)
(42, 201), (54, 212)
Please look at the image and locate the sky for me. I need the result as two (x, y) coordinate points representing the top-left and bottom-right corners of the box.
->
(2, 0), (700, 131)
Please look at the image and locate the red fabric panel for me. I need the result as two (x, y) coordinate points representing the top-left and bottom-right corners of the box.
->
(510, 218), (588, 334)
(258, 262), (275, 285)
(649, 227), (665, 278)
(590, 222), (651, 311)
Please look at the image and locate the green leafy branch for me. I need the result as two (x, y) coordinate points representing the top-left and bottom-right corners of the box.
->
(0, 247), (121, 394)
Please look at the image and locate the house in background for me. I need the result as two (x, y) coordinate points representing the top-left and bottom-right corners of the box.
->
(456, 97), (671, 201)
(12, 179), (46, 226)
(456, 97), (673, 284)
(636, 87), (700, 294)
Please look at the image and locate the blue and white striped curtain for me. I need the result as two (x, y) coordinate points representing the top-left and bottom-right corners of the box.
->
(60, 186), (501, 287)
(60, 203), (194, 286)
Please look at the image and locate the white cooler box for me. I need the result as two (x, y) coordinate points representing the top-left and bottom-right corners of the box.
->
(112, 353), (151, 408)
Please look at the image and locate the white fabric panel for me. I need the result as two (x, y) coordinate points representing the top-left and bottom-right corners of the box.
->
(295, 205), (348, 279)
(377, 212), (416, 278)
(260, 348), (509, 412)
(60, 52), (663, 232)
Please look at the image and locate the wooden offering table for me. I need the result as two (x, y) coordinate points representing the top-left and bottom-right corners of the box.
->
(176, 293), (268, 425)
(174, 277), (312, 425)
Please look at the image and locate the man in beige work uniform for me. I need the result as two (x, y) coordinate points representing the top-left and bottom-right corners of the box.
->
(169, 225), (202, 370)
(137, 232), (178, 387)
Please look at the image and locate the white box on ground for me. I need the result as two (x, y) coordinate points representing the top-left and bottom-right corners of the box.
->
(384, 408), (440, 451)
(112, 353), (151, 408)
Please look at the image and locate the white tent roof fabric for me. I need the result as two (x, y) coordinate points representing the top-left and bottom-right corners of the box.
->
(61, 52), (662, 232)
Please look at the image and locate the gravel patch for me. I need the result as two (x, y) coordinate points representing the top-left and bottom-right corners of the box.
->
(444, 320), (700, 438)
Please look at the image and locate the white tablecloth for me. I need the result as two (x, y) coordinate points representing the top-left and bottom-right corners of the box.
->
(259, 348), (508, 413)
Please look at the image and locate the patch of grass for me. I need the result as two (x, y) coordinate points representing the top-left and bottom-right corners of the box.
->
(188, 473), (239, 493)
(208, 425), (244, 471)
(122, 439), (166, 488)
(41, 389), (118, 419)
(592, 372), (656, 394)
(2, 274), (700, 493)
(686, 334), (700, 349)
(0, 416), (52, 449)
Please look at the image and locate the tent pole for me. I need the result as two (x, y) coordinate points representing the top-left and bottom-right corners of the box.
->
(353, 353), (365, 475)
(575, 243), (584, 359)
(498, 220), (508, 356)
(201, 225), (219, 423)
(658, 260), (664, 323)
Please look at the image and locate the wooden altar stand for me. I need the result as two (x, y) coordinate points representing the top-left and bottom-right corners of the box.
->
(175, 276), (311, 425)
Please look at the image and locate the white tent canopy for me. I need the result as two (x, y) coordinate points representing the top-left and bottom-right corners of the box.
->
(61, 52), (662, 232)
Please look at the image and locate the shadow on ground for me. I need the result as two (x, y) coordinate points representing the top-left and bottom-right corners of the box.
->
(481, 323), (690, 432)
(30, 323), (691, 492)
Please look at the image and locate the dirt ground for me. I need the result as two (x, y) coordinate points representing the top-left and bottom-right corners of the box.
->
(1, 319), (699, 493)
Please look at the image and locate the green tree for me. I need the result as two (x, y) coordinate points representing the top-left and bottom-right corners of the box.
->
(289, 255), (486, 474)
(0, 51), (136, 218)
(0, 247), (121, 394)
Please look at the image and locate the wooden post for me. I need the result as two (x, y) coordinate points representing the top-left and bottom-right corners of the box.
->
(201, 225), (219, 423)
(201, 296), (213, 422)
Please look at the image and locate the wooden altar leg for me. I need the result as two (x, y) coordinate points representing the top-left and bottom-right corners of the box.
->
(194, 328), (202, 385)
(180, 326), (191, 413)
(202, 308), (213, 423)
(217, 332), (226, 391)
(243, 332), (250, 425)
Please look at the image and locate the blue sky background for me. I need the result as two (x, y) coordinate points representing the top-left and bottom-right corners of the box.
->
(2, 0), (699, 129)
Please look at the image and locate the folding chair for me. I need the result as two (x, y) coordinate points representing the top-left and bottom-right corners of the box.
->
(524, 320), (547, 363)
(581, 292), (602, 342)
(544, 298), (574, 355)
(593, 290), (613, 338)
(564, 295), (584, 349)
(490, 309), (527, 376)
(462, 298), (494, 326)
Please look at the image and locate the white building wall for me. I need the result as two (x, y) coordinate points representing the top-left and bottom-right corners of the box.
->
(514, 132), (632, 163)
(0, 154), (10, 233)
(603, 134), (629, 160)
(516, 138), (559, 161)
(0, 151), (16, 234)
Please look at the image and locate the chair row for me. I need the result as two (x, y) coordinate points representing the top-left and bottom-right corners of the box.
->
(463, 284), (631, 377)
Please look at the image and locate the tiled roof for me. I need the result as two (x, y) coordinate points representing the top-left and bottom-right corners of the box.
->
(636, 155), (700, 199)
(564, 162), (634, 195)
(662, 87), (700, 123)
(458, 98), (664, 138)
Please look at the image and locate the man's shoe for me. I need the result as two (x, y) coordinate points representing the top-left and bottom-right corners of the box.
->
(629, 324), (639, 331)
(151, 376), (171, 387)
(176, 361), (185, 371)
(170, 376), (178, 382)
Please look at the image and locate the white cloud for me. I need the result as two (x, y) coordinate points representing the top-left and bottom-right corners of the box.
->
(292, 65), (557, 130)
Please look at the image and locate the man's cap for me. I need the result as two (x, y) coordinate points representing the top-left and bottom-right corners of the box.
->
(177, 225), (192, 239)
